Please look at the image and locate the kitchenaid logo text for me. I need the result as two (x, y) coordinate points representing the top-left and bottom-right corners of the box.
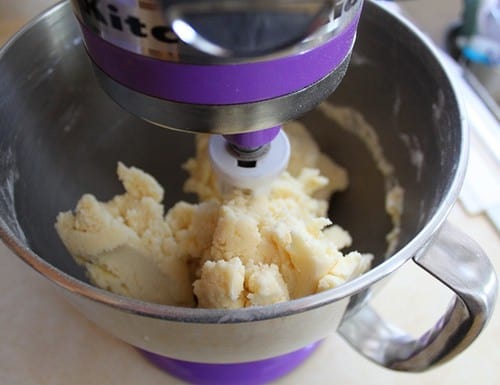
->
(77, 0), (180, 43)
(76, 0), (359, 44)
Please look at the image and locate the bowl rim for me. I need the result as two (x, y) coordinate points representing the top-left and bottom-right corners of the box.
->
(0, 0), (468, 324)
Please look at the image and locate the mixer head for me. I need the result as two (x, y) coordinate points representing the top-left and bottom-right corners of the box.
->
(70, 0), (363, 189)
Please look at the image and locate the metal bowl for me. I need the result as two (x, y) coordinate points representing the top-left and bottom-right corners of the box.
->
(0, 0), (496, 379)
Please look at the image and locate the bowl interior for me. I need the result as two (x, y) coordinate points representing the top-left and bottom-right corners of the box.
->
(0, 3), (462, 286)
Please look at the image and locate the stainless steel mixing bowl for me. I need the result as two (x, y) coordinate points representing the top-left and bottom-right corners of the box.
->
(0, 0), (497, 375)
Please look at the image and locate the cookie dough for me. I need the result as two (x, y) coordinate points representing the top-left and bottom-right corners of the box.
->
(56, 121), (377, 308)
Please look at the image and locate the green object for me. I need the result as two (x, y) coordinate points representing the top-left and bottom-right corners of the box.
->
(461, 0), (481, 36)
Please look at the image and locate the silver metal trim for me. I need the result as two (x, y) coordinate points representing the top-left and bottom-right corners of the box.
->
(90, 53), (351, 133)
(70, 0), (362, 64)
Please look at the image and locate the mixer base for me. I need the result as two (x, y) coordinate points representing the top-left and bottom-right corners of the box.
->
(139, 341), (321, 385)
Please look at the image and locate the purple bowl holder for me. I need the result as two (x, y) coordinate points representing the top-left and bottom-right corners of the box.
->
(140, 341), (321, 385)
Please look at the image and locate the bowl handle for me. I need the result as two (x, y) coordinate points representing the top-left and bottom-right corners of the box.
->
(338, 222), (498, 371)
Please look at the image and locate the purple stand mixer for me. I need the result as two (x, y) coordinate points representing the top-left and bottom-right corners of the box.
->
(70, 0), (362, 383)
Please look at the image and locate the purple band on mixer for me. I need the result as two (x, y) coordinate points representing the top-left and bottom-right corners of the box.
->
(79, 14), (359, 105)
(140, 341), (321, 385)
(224, 125), (281, 148)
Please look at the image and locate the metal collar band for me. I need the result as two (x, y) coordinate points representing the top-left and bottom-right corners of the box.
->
(80, 12), (360, 105)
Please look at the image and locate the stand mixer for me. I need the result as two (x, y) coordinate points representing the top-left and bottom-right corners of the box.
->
(1, 2), (498, 385)
(70, 0), (363, 190)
